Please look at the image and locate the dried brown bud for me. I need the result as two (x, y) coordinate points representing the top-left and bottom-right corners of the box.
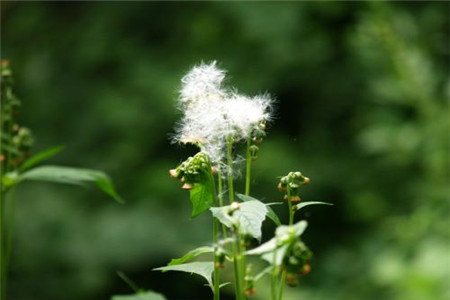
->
(277, 182), (286, 192)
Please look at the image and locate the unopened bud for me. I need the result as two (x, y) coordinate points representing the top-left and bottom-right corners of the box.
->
(290, 196), (301, 203)
(230, 201), (241, 211)
(181, 183), (194, 190)
(245, 288), (256, 296)
(303, 177), (310, 185)
(169, 169), (178, 178)
(286, 273), (298, 287)
(277, 182), (286, 192)
(298, 263), (311, 276)
(211, 166), (217, 175)
(229, 202), (241, 216)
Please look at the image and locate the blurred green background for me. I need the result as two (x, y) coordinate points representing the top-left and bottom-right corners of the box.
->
(1, 1), (449, 299)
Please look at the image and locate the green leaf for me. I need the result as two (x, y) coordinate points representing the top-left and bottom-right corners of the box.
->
(236, 194), (281, 226)
(294, 201), (333, 212)
(154, 262), (215, 288)
(168, 246), (214, 266)
(265, 205), (281, 226)
(2, 172), (18, 189)
(211, 200), (268, 241)
(246, 221), (308, 256)
(20, 145), (64, 171)
(17, 165), (123, 203)
(111, 291), (166, 300)
(189, 171), (215, 217)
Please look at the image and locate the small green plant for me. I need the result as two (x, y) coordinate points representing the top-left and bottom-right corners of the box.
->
(0, 60), (122, 300)
(113, 61), (332, 300)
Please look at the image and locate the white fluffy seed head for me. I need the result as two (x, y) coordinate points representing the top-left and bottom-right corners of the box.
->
(173, 61), (275, 165)
(179, 61), (226, 105)
(221, 93), (274, 139)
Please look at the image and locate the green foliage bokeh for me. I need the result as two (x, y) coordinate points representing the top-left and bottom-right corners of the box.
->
(1, 2), (448, 299)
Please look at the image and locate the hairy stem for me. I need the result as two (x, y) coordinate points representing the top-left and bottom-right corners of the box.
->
(287, 187), (294, 226)
(245, 138), (251, 196)
(217, 170), (227, 239)
(213, 218), (220, 300)
(209, 170), (221, 300)
(5, 187), (16, 288)
(0, 190), (5, 300)
(278, 270), (287, 300)
(232, 228), (242, 300)
(271, 236), (279, 300)
(226, 136), (234, 203)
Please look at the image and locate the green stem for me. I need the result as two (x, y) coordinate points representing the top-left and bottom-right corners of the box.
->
(238, 232), (246, 300)
(0, 191), (5, 300)
(287, 188), (293, 226)
(245, 138), (251, 196)
(232, 228), (242, 300)
(271, 236), (279, 300)
(209, 170), (221, 300)
(226, 136), (246, 299)
(217, 170), (227, 239)
(278, 270), (287, 300)
(5, 187), (15, 288)
(226, 136), (234, 203)
(213, 217), (220, 300)
(0, 90), (6, 300)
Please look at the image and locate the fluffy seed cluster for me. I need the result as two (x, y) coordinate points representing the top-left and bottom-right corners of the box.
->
(174, 61), (274, 165)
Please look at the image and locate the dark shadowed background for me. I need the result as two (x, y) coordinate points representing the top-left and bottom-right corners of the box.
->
(1, 1), (449, 300)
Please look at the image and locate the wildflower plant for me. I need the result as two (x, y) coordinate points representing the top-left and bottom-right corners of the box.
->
(122, 61), (333, 300)
(109, 61), (331, 300)
(0, 61), (122, 300)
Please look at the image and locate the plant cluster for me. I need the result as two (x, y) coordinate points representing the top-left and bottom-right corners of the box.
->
(0, 61), (121, 300)
(135, 62), (332, 300)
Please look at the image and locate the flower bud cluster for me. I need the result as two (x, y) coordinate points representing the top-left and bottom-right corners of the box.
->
(282, 241), (312, 287)
(277, 171), (310, 202)
(169, 152), (212, 190)
(1, 60), (34, 169)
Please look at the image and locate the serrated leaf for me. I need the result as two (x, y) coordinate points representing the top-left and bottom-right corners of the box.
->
(17, 165), (123, 203)
(111, 291), (166, 300)
(294, 201), (333, 212)
(19, 145), (64, 171)
(189, 171), (215, 217)
(236, 194), (281, 226)
(168, 246), (214, 266)
(211, 200), (267, 241)
(154, 262), (214, 288)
